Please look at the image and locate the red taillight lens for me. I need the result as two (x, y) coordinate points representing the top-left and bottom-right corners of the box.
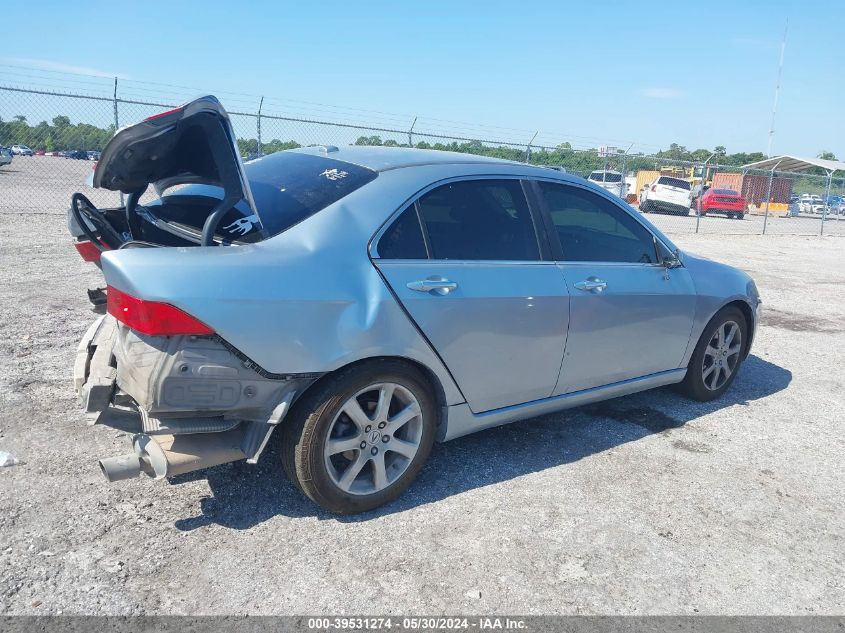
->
(106, 286), (214, 336)
(74, 240), (103, 263)
(651, 185), (657, 192)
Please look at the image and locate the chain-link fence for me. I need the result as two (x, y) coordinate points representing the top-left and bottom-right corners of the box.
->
(1, 78), (843, 238)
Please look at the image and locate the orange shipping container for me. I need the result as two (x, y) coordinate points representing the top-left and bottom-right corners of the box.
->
(712, 173), (743, 192)
(635, 170), (661, 197)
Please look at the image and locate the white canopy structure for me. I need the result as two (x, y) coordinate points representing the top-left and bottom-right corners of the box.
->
(742, 154), (845, 174)
(742, 155), (844, 234)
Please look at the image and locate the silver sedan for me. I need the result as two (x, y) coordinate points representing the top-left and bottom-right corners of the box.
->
(71, 97), (761, 513)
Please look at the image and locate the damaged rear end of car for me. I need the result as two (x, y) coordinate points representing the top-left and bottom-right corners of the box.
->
(70, 96), (380, 483)
(75, 308), (315, 482)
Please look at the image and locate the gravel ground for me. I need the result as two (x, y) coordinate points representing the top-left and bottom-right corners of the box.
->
(0, 158), (844, 615)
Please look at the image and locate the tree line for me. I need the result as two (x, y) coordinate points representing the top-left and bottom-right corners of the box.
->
(1, 113), (836, 176)
(0, 115), (115, 152)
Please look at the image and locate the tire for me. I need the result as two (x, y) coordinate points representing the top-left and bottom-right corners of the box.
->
(736, 213), (744, 220)
(676, 306), (748, 402)
(281, 359), (437, 514)
(640, 201), (650, 213)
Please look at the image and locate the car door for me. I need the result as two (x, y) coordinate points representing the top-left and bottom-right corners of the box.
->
(533, 180), (697, 395)
(372, 177), (570, 413)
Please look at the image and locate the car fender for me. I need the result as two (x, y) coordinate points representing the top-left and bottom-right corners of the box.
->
(678, 251), (760, 366)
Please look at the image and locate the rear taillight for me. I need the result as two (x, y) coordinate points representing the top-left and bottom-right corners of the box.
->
(74, 240), (103, 263)
(651, 185), (657, 192)
(106, 286), (214, 336)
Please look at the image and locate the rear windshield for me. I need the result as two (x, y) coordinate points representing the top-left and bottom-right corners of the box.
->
(589, 171), (623, 183)
(657, 176), (691, 190)
(151, 152), (377, 241)
(713, 189), (738, 195)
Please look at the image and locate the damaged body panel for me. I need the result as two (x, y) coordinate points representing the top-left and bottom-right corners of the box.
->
(74, 314), (317, 480)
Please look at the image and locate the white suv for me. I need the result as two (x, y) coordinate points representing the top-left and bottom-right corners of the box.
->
(587, 170), (626, 198)
(11, 144), (33, 156)
(640, 176), (692, 215)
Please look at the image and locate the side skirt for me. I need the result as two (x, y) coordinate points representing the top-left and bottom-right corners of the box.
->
(440, 368), (686, 441)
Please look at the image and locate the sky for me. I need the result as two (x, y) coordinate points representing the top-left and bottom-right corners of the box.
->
(1, 0), (843, 157)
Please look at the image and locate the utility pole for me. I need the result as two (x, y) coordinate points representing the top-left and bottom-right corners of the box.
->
(767, 19), (788, 158)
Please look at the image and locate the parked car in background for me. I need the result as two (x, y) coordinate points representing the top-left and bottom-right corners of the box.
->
(69, 96), (761, 514)
(639, 176), (693, 215)
(697, 188), (747, 219)
(587, 170), (626, 198)
(86, 150), (101, 161)
(0, 146), (12, 167)
(66, 150), (89, 160)
(11, 144), (33, 156)
(800, 195), (825, 214)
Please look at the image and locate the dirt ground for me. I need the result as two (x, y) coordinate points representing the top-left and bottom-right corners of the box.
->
(0, 158), (843, 615)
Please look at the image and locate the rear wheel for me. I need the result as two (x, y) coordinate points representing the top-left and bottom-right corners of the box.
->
(281, 360), (437, 514)
(676, 306), (747, 401)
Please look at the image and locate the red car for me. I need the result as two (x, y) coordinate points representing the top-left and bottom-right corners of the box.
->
(698, 188), (747, 219)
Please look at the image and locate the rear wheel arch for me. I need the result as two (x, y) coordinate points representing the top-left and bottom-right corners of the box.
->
(279, 355), (443, 513)
(287, 355), (447, 431)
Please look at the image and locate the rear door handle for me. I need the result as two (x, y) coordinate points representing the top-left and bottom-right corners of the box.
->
(574, 278), (607, 293)
(407, 277), (458, 295)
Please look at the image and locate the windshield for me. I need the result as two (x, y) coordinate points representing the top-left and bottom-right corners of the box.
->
(150, 151), (378, 242)
(713, 189), (738, 195)
(657, 176), (691, 190)
(589, 172), (622, 183)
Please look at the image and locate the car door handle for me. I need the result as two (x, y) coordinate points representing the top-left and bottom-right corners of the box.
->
(407, 277), (458, 294)
(574, 278), (608, 293)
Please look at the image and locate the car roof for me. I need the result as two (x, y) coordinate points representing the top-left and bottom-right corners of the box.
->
(289, 145), (525, 172)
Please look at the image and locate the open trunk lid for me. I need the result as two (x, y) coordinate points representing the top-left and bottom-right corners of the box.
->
(93, 96), (261, 236)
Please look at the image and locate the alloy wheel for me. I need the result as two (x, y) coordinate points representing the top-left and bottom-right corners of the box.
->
(702, 320), (742, 391)
(323, 382), (424, 496)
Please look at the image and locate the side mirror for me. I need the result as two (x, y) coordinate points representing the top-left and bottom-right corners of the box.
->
(662, 252), (683, 269)
(655, 237), (682, 268)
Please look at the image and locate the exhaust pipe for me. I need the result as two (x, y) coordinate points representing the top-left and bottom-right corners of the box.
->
(98, 428), (246, 482)
(99, 452), (143, 482)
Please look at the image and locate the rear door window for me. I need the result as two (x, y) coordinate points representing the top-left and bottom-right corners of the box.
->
(416, 179), (540, 261)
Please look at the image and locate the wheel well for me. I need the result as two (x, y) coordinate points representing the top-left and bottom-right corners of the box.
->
(291, 356), (447, 427)
(724, 299), (755, 359)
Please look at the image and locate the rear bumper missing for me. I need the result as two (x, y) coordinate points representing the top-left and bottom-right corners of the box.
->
(74, 315), (318, 481)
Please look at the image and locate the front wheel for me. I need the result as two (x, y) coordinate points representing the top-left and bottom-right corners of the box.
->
(676, 306), (747, 401)
(281, 360), (437, 514)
